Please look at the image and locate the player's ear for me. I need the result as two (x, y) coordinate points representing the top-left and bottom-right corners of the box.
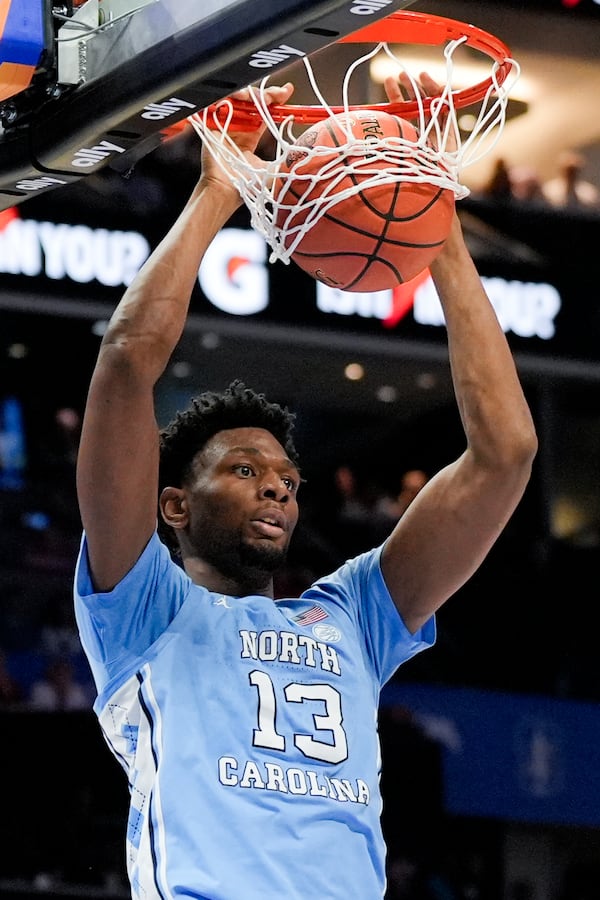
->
(160, 487), (188, 530)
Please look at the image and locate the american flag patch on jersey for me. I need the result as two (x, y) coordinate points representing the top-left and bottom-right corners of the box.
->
(294, 604), (328, 626)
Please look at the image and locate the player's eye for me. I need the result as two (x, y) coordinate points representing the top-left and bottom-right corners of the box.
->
(234, 464), (254, 478)
(282, 476), (297, 492)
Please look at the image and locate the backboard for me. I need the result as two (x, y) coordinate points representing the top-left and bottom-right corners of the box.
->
(0, 0), (417, 211)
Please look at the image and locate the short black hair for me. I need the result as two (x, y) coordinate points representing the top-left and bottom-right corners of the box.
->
(158, 380), (299, 551)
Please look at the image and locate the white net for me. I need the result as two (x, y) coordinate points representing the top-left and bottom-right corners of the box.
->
(189, 35), (520, 266)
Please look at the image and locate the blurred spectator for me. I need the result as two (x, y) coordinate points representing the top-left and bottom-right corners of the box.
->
(379, 704), (444, 887)
(557, 862), (600, 900)
(508, 881), (536, 900)
(385, 853), (459, 900)
(328, 463), (384, 557)
(0, 649), (25, 709)
(0, 394), (27, 490)
(371, 468), (429, 546)
(376, 469), (429, 522)
(37, 405), (81, 508)
(481, 158), (546, 205)
(542, 150), (600, 210)
(509, 165), (545, 203)
(273, 563), (319, 599)
(385, 853), (420, 899)
(38, 589), (83, 659)
(482, 158), (514, 203)
(21, 405), (83, 574)
(52, 406), (81, 470)
(333, 463), (377, 521)
(28, 656), (91, 711)
(458, 850), (487, 900)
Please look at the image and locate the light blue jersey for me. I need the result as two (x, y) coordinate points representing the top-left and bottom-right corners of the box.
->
(74, 531), (435, 900)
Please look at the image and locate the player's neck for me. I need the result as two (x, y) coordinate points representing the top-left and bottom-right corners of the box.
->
(182, 556), (275, 599)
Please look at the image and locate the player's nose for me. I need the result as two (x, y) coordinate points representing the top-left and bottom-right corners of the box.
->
(258, 476), (289, 503)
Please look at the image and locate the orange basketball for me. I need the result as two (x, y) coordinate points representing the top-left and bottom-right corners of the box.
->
(274, 109), (455, 292)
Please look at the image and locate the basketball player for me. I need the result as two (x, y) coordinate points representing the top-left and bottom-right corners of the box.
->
(74, 77), (537, 899)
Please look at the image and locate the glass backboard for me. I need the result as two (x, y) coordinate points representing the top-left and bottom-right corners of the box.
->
(0, 0), (417, 211)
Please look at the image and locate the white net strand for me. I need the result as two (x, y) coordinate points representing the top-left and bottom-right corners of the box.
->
(190, 32), (519, 266)
(457, 55), (521, 168)
(272, 138), (453, 259)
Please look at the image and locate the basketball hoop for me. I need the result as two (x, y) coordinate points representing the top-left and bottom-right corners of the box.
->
(188, 11), (520, 269)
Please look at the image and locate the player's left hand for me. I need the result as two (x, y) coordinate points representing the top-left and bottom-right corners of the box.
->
(228, 83), (294, 154)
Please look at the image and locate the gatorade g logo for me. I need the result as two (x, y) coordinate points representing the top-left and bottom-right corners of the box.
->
(199, 229), (269, 315)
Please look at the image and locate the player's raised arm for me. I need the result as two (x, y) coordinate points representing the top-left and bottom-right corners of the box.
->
(76, 84), (294, 594)
(381, 211), (537, 634)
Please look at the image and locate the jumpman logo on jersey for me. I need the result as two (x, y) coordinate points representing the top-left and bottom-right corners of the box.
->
(214, 595), (231, 609)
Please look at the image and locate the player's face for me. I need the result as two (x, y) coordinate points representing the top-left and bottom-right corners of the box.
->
(185, 427), (300, 576)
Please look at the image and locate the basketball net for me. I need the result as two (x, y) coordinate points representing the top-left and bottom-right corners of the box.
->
(189, 12), (520, 268)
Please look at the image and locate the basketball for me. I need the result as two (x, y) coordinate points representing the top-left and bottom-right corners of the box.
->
(274, 109), (455, 292)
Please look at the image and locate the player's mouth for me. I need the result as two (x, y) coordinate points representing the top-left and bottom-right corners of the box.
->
(251, 509), (286, 538)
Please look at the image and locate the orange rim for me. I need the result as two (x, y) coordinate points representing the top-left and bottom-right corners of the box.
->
(200, 10), (514, 131)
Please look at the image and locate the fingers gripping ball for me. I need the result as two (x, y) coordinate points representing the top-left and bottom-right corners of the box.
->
(274, 109), (455, 292)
